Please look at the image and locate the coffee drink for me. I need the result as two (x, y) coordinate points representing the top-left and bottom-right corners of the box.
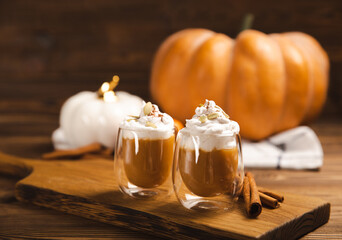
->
(122, 135), (175, 188)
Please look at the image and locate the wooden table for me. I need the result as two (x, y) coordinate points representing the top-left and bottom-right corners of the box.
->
(0, 109), (341, 239)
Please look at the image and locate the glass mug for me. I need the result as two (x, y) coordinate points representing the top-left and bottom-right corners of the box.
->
(114, 127), (175, 199)
(172, 130), (244, 211)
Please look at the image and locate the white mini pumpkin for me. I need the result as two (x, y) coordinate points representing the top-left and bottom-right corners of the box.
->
(52, 90), (143, 150)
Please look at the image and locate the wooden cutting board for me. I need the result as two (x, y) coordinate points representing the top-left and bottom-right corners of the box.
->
(0, 152), (330, 240)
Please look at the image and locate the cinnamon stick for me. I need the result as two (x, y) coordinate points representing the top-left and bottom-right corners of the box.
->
(83, 148), (114, 160)
(258, 187), (284, 202)
(259, 192), (280, 209)
(243, 176), (251, 215)
(243, 172), (262, 218)
(246, 172), (262, 217)
(42, 143), (103, 160)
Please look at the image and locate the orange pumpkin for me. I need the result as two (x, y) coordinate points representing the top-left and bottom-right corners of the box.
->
(150, 29), (329, 140)
(174, 119), (184, 131)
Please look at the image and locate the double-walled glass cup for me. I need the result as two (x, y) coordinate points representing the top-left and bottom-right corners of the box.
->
(172, 130), (244, 211)
(114, 127), (175, 199)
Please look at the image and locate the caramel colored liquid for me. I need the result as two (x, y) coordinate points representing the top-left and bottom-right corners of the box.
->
(179, 147), (238, 197)
(122, 135), (175, 188)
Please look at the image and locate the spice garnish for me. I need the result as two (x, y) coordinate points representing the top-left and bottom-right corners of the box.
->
(199, 115), (207, 123)
(207, 112), (219, 120)
(143, 102), (153, 115)
(145, 121), (157, 128)
(223, 112), (230, 119)
(127, 119), (137, 122)
(242, 172), (285, 218)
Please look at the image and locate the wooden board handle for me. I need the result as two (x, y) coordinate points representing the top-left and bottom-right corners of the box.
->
(0, 152), (33, 178)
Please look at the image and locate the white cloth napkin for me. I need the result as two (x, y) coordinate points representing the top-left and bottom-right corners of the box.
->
(242, 126), (323, 170)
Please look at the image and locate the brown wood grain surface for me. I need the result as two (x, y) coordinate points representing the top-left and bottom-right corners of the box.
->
(0, 105), (341, 239)
(0, 151), (331, 239)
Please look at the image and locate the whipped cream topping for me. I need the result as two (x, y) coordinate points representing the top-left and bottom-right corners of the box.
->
(185, 99), (239, 135)
(180, 100), (239, 151)
(120, 101), (174, 139)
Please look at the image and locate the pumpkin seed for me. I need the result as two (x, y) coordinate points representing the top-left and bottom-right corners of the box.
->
(199, 115), (207, 123)
(198, 103), (204, 107)
(127, 118), (137, 122)
(128, 115), (139, 119)
(207, 112), (219, 120)
(143, 102), (153, 115)
(146, 121), (157, 128)
(223, 112), (230, 119)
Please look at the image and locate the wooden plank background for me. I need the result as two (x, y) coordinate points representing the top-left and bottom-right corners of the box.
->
(0, 0), (341, 119)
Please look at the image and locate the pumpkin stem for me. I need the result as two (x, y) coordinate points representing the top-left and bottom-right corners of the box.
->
(240, 13), (254, 31)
